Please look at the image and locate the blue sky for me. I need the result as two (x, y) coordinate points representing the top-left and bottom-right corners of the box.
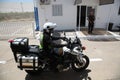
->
(0, 0), (33, 3)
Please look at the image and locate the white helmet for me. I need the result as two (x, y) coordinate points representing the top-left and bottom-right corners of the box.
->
(43, 22), (57, 30)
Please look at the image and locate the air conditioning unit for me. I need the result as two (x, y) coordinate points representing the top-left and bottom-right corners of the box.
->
(40, 0), (50, 5)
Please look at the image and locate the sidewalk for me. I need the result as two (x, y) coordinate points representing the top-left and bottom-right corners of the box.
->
(79, 28), (120, 41)
(81, 28), (110, 35)
(34, 28), (120, 42)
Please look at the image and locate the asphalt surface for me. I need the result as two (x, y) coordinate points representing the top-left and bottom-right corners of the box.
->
(0, 37), (120, 80)
(0, 22), (120, 80)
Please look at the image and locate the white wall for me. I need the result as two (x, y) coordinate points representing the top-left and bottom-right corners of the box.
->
(37, 0), (99, 30)
(95, 0), (120, 29)
(37, 0), (119, 30)
(110, 0), (120, 29)
(38, 0), (76, 30)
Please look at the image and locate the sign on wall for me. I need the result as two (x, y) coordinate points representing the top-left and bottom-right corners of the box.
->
(99, 0), (114, 5)
(74, 0), (82, 5)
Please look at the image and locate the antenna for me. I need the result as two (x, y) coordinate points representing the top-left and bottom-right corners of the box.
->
(20, 2), (24, 12)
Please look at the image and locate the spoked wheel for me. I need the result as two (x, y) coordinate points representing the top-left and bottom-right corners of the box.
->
(72, 55), (89, 72)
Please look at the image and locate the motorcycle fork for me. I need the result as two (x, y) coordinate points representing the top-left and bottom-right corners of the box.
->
(77, 52), (84, 63)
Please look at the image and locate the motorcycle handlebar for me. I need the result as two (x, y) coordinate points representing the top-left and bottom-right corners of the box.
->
(62, 32), (71, 43)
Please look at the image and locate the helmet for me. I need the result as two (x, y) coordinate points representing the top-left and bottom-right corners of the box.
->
(43, 22), (57, 30)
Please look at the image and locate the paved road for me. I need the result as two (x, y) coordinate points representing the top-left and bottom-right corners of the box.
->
(0, 37), (120, 80)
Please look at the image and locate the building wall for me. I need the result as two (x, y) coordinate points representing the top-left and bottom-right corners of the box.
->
(38, 0), (76, 30)
(95, 0), (120, 29)
(37, 0), (99, 30)
(37, 0), (119, 30)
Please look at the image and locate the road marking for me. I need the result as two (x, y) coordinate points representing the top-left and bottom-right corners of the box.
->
(90, 58), (103, 62)
(0, 61), (6, 64)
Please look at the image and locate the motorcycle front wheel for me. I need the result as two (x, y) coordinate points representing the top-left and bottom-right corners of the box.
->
(72, 55), (89, 72)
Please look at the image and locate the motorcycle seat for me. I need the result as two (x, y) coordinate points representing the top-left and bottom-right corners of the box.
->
(29, 45), (40, 54)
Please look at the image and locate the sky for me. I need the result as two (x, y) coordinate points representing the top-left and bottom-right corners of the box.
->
(0, 0), (33, 3)
(0, 0), (34, 12)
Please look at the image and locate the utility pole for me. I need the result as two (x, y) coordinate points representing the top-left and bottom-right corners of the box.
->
(20, 2), (24, 12)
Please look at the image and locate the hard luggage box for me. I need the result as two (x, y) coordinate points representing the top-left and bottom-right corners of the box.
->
(17, 55), (38, 70)
(10, 37), (29, 53)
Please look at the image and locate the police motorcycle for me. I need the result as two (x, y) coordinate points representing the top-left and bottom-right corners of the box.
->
(9, 24), (89, 75)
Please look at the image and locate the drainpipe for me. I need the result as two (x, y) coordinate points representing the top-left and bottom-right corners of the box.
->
(34, 0), (40, 31)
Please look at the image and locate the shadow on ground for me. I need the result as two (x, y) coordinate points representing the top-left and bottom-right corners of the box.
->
(25, 69), (91, 80)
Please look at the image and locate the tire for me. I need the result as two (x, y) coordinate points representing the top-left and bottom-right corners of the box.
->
(72, 55), (89, 72)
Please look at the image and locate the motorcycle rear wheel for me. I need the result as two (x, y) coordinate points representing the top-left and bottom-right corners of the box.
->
(72, 55), (89, 72)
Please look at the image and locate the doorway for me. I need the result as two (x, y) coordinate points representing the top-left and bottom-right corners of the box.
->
(76, 6), (96, 28)
(80, 6), (86, 27)
(76, 6), (80, 27)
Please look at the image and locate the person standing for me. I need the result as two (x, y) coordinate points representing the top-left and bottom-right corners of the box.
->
(88, 11), (95, 34)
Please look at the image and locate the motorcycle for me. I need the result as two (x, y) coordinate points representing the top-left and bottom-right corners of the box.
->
(9, 32), (89, 75)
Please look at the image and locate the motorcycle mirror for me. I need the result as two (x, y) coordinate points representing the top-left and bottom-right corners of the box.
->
(63, 31), (66, 36)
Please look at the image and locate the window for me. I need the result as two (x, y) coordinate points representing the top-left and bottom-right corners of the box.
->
(52, 4), (63, 16)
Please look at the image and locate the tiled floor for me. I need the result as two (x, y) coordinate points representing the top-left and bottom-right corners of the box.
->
(81, 28), (111, 35)
(53, 28), (120, 41)
(36, 28), (120, 42)
(79, 28), (120, 41)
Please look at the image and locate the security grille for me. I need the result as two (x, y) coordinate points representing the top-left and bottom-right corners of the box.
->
(52, 4), (63, 16)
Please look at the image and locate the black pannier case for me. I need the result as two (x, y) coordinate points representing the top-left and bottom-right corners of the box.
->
(10, 37), (29, 53)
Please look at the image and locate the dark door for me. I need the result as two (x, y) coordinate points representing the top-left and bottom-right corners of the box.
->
(80, 6), (86, 27)
(76, 6), (80, 27)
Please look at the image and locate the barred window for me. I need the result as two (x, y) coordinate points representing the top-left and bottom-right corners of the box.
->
(52, 4), (63, 16)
